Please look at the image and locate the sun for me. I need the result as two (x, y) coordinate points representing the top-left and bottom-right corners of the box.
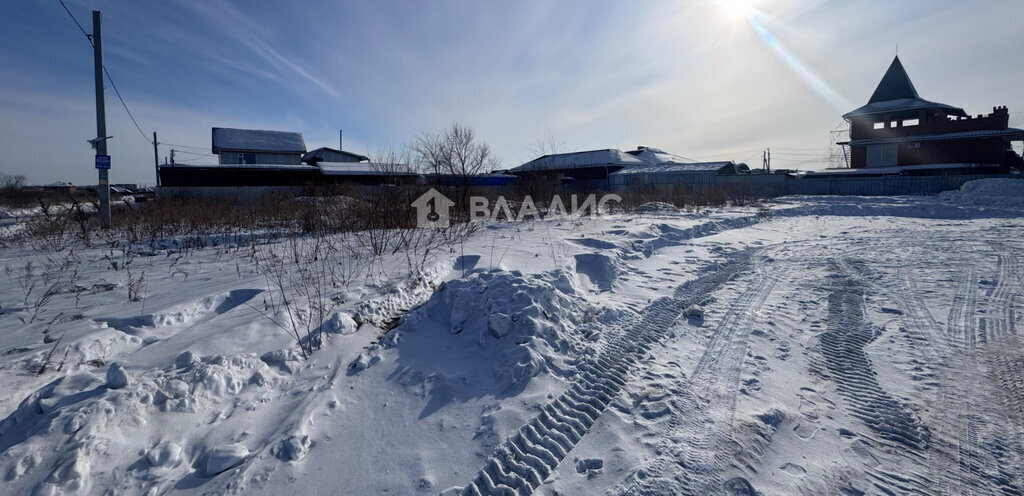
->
(717, 0), (759, 20)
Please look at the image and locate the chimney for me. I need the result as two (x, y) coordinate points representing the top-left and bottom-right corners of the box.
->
(339, 130), (343, 151)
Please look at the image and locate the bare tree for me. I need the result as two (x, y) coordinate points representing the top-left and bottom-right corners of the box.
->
(529, 129), (565, 158)
(413, 123), (500, 214)
(0, 173), (26, 191)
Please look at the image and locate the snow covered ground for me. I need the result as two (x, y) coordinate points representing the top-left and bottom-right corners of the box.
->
(1, 179), (1023, 495)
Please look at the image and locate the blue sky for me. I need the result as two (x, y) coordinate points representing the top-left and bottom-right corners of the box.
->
(1, 0), (1022, 185)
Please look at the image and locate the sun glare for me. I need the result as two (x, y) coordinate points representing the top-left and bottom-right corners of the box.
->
(718, 0), (758, 20)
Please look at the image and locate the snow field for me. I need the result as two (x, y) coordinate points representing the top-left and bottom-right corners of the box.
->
(0, 178), (1022, 495)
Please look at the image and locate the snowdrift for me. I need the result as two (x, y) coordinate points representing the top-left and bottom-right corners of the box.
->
(351, 269), (616, 415)
(937, 177), (1024, 207)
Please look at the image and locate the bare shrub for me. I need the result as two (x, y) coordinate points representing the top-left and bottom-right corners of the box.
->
(4, 251), (80, 324)
(252, 234), (353, 358)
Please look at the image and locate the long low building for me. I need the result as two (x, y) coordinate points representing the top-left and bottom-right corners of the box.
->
(511, 146), (750, 190)
(157, 163), (516, 201)
(510, 148), (650, 189)
(609, 161), (751, 189)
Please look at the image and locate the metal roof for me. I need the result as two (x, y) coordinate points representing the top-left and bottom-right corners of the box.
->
(611, 161), (737, 175)
(316, 162), (419, 176)
(810, 163), (1002, 175)
(302, 147), (370, 163)
(626, 147), (695, 164)
(211, 127), (306, 154)
(847, 128), (1024, 146)
(160, 163), (314, 171)
(868, 56), (919, 103)
(844, 57), (966, 119)
(510, 149), (649, 173)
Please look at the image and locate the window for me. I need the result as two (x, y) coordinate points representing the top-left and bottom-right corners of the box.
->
(902, 118), (920, 127)
(873, 122), (885, 130)
(890, 121), (898, 128)
(866, 144), (899, 167)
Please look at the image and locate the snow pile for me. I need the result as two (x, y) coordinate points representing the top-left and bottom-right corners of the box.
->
(0, 352), (285, 494)
(937, 178), (1024, 207)
(633, 202), (680, 215)
(353, 269), (608, 396)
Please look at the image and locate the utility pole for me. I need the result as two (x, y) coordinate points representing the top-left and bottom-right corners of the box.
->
(92, 10), (111, 227)
(153, 131), (160, 187)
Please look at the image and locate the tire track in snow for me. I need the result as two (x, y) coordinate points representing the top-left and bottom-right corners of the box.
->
(944, 262), (983, 496)
(829, 259), (938, 495)
(613, 256), (776, 496)
(979, 244), (1024, 494)
(861, 243), (1024, 496)
(449, 253), (754, 496)
(821, 263), (931, 450)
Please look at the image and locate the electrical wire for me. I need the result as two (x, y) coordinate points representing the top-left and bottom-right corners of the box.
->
(162, 143), (210, 151)
(58, 0), (153, 145)
(58, 0), (90, 41)
(102, 65), (152, 144)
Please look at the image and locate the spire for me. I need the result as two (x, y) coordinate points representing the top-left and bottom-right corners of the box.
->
(868, 56), (920, 104)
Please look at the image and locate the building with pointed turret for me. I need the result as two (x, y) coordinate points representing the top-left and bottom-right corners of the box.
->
(838, 56), (1024, 172)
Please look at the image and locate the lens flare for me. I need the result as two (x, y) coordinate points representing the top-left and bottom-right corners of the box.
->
(744, 13), (854, 111)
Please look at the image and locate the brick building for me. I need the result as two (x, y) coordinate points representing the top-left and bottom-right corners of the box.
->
(839, 56), (1023, 171)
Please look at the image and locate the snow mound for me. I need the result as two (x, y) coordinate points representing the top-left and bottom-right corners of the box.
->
(634, 202), (680, 215)
(0, 353), (285, 494)
(354, 270), (608, 414)
(937, 178), (1024, 207)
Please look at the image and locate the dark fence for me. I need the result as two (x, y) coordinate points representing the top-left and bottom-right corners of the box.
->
(611, 173), (1018, 198)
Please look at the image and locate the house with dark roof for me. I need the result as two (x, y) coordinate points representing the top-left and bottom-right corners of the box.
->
(302, 147), (370, 165)
(609, 161), (750, 190)
(212, 127), (307, 165)
(838, 56), (1024, 172)
(508, 148), (653, 189)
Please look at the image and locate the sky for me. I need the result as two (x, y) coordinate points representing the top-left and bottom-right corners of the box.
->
(0, 0), (1022, 185)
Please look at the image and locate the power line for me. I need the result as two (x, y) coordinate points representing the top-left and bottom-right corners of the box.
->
(163, 142), (210, 151)
(102, 65), (152, 144)
(58, 0), (90, 42)
(58, 0), (153, 145)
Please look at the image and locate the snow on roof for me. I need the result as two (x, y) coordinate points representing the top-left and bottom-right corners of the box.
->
(625, 147), (695, 164)
(211, 127), (306, 154)
(510, 149), (649, 173)
(302, 147), (370, 163)
(611, 161), (736, 175)
(316, 162), (419, 176)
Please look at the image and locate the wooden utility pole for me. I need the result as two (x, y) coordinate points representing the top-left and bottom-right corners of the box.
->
(153, 131), (160, 187)
(92, 10), (111, 227)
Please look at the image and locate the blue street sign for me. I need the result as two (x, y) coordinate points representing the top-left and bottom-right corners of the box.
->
(95, 155), (111, 169)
